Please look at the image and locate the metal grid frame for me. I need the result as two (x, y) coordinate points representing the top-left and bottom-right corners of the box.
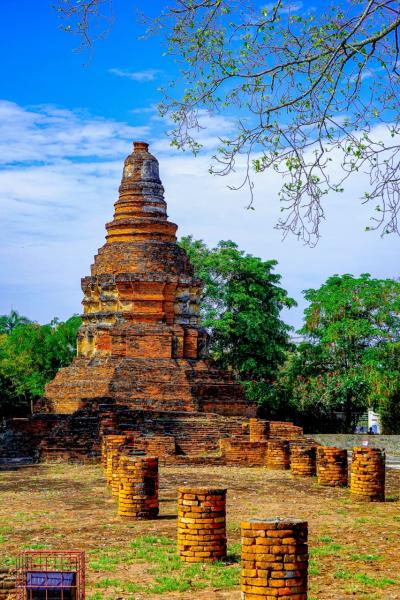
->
(16, 550), (85, 600)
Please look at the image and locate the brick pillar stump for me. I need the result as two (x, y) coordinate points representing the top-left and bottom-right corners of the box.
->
(290, 444), (317, 477)
(111, 436), (136, 498)
(249, 419), (268, 442)
(177, 486), (227, 563)
(241, 517), (308, 599)
(266, 440), (290, 470)
(105, 435), (128, 488)
(118, 455), (159, 519)
(316, 447), (348, 487)
(99, 411), (120, 467)
(351, 447), (385, 502)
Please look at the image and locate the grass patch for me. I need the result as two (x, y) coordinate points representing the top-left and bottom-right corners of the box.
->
(88, 535), (240, 595)
(310, 542), (345, 557)
(354, 573), (398, 588)
(136, 536), (240, 592)
(335, 569), (398, 589)
(350, 553), (383, 562)
(94, 578), (124, 589)
(89, 549), (124, 572)
(309, 559), (321, 576)
(318, 535), (333, 543)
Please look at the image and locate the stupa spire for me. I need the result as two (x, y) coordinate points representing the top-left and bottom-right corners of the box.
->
(105, 141), (177, 243)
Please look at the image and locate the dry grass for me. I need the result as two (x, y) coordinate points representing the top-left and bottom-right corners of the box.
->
(0, 463), (399, 599)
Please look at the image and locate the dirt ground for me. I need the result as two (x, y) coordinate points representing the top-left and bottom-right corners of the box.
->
(0, 463), (399, 599)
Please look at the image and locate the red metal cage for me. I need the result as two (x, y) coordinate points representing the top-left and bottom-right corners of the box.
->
(16, 550), (85, 600)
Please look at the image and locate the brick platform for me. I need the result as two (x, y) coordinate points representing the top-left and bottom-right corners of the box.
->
(290, 444), (317, 477)
(118, 455), (159, 519)
(241, 517), (308, 599)
(266, 439), (290, 470)
(350, 447), (385, 502)
(177, 486), (227, 563)
(316, 446), (348, 487)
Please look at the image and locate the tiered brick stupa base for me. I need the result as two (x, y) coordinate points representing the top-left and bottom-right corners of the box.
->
(43, 142), (254, 421)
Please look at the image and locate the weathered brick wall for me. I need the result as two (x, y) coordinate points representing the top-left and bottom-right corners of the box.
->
(2, 410), (307, 468)
(3, 408), (249, 463)
(268, 421), (304, 439)
(219, 439), (268, 466)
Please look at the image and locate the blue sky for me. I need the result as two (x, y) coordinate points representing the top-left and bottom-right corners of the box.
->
(0, 0), (399, 330)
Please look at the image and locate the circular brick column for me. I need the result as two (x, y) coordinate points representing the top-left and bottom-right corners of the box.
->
(290, 444), (317, 477)
(177, 486), (227, 563)
(266, 440), (290, 470)
(351, 447), (385, 502)
(316, 446), (348, 487)
(105, 435), (128, 488)
(118, 456), (159, 519)
(241, 517), (308, 599)
(99, 411), (120, 467)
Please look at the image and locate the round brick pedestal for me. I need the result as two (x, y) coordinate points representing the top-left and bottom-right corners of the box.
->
(351, 447), (385, 502)
(317, 447), (348, 487)
(104, 435), (128, 487)
(241, 517), (308, 599)
(99, 412), (120, 467)
(290, 444), (317, 477)
(266, 440), (290, 470)
(177, 486), (227, 563)
(118, 455), (159, 519)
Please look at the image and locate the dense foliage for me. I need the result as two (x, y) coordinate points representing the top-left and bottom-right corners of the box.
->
(179, 237), (296, 406)
(0, 313), (81, 417)
(274, 274), (400, 432)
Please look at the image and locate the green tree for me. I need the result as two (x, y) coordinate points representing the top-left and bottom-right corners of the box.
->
(0, 310), (31, 334)
(0, 315), (81, 417)
(179, 236), (295, 410)
(56, 1), (400, 245)
(284, 274), (400, 432)
(364, 341), (400, 433)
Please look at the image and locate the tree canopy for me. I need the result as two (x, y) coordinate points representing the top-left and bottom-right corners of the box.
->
(276, 274), (400, 431)
(55, 0), (400, 245)
(0, 314), (81, 417)
(179, 237), (295, 403)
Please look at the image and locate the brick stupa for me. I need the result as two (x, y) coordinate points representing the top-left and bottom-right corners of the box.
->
(44, 142), (254, 417)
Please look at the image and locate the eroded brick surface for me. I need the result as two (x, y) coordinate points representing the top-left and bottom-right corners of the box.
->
(350, 446), (385, 501)
(44, 142), (254, 418)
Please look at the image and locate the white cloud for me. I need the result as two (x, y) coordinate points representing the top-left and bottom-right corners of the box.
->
(109, 68), (160, 82)
(0, 100), (149, 164)
(0, 99), (398, 329)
